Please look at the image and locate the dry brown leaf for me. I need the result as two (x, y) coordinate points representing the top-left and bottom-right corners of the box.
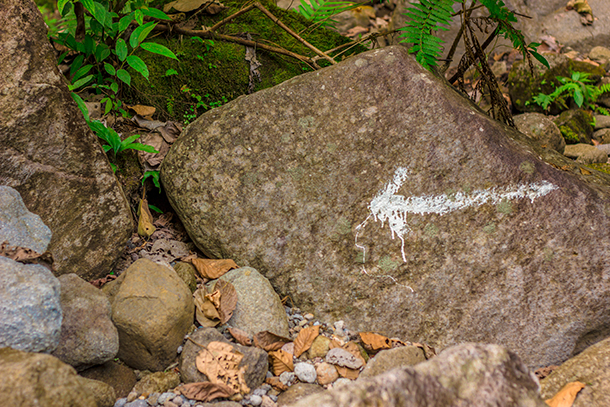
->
(164, 0), (226, 13)
(580, 167), (591, 175)
(137, 198), (156, 238)
(390, 338), (407, 347)
(0, 242), (55, 271)
(329, 338), (344, 349)
(335, 365), (359, 380)
(195, 341), (250, 394)
(193, 288), (220, 327)
(127, 104), (156, 117)
(269, 349), (294, 375)
(228, 327), (252, 346)
(191, 258), (238, 279)
(253, 331), (291, 352)
(215, 279), (237, 324)
(359, 332), (392, 351)
(293, 325), (320, 357)
(177, 381), (235, 402)
(265, 377), (288, 391)
(205, 289), (221, 309)
(545, 381), (585, 407)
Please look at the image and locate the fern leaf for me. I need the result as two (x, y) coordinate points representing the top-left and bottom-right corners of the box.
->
(296, 0), (360, 28)
(399, 0), (455, 70)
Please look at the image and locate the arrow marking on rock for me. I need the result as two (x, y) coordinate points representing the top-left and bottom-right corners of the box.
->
(355, 167), (558, 264)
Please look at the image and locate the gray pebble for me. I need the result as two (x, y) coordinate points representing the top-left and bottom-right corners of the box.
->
(249, 394), (263, 406)
(268, 394), (278, 402)
(326, 347), (363, 369)
(304, 313), (314, 320)
(162, 402), (178, 407)
(157, 393), (176, 404)
(266, 371), (274, 379)
(292, 314), (304, 321)
(279, 371), (296, 386)
(125, 400), (148, 407)
(294, 362), (317, 383)
(252, 384), (271, 396)
(127, 391), (139, 403)
(114, 398), (128, 407)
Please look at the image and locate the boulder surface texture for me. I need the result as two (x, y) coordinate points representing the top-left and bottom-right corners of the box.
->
(0, 347), (115, 407)
(51, 274), (119, 371)
(289, 343), (546, 407)
(161, 46), (610, 368)
(0, 0), (132, 280)
(109, 258), (194, 371)
(0, 186), (61, 353)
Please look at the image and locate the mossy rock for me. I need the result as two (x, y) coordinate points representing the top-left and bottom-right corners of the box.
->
(553, 109), (594, 145)
(507, 54), (606, 114)
(124, 0), (367, 123)
(586, 162), (610, 175)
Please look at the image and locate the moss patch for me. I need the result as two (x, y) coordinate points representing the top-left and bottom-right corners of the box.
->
(585, 163), (610, 175)
(125, 0), (367, 123)
(554, 109), (594, 145)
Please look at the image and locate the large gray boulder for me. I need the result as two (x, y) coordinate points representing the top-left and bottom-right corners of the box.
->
(0, 186), (61, 353)
(0, 0), (132, 281)
(161, 46), (610, 369)
(288, 343), (546, 407)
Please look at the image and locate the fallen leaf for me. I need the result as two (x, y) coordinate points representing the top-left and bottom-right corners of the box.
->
(137, 132), (168, 167)
(177, 381), (235, 402)
(228, 327), (252, 346)
(253, 331), (291, 352)
(215, 279), (237, 324)
(191, 258), (238, 279)
(545, 381), (585, 407)
(205, 289), (222, 309)
(137, 198), (156, 238)
(0, 242), (55, 271)
(580, 167), (591, 175)
(293, 325), (320, 357)
(335, 365), (359, 380)
(269, 349), (294, 375)
(193, 287), (220, 327)
(390, 338), (407, 347)
(195, 341), (250, 394)
(127, 104), (156, 117)
(265, 376), (288, 391)
(359, 332), (392, 351)
(342, 342), (367, 366)
(89, 274), (117, 288)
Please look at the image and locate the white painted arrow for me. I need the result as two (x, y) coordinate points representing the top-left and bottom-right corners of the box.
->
(356, 167), (558, 263)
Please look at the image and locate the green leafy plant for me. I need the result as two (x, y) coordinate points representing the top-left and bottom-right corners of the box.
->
(86, 120), (159, 172)
(398, 0), (548, 71)
(181, 85), (228, 124)
(296, 0), (360, 29)
(533, 71), (610, 115)
(142, 170), (161, 193)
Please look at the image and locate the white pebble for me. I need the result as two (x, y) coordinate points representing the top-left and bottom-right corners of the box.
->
(294, 362), (317, 383)
(249, 394), (263, 406)
(279, 371), (296, 386)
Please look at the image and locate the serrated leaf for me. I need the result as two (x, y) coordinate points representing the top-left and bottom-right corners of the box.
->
(140, 42), (178, 60)
(126, 55), (149, 79)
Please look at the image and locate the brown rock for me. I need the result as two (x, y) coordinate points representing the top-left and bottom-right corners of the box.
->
(0, 347), (115, 407)
(316, 362), (339, 385)
(132, 371), (180, 395)
(358, 346), (425, 380)
(173, 262), (198, 293)
(564, 144), (608, 164)
(277, 383), (324, 407)
(110, 259), (194, 371)
(514, 113), (566, 154)
(0, 0), (132, 281)
(79, 360), (137, 399)
(308, 336), (332, 359)
(162, 46), (610, 369)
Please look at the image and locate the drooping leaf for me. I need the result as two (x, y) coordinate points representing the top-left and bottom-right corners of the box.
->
(335, 365), (359, 379)
(142, 7), (172, 20)
(293, 325), (320, 357)
(127, 104), (156, 117)
(215, 279), (237, 324)
(137, 197), (156, 238)
(140, 42), (178, 60)
(71, 92), (90, 122)
(129, 21), (157, 48)
(194, 287), (221, 327)
(126, 55), (149, 79)
(195, 341), (250, 394)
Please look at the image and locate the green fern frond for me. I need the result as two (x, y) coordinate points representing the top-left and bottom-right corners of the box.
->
(296, 0), (359, 28)
(398, 0), (455, 71)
